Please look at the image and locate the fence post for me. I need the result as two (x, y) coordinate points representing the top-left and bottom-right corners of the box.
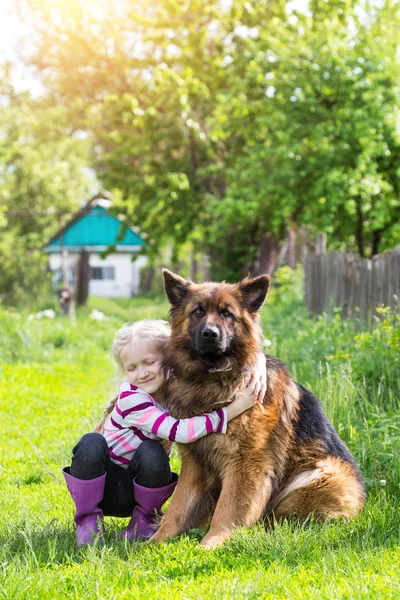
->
(316, 233), (327, 255)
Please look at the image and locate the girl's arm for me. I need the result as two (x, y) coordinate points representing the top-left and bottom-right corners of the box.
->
(113, 381), (260, 444)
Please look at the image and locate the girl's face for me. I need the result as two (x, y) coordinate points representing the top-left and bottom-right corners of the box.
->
(119, 338), (164, 396)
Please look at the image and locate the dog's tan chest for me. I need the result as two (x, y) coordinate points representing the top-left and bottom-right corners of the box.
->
(179, 406), (274, 476)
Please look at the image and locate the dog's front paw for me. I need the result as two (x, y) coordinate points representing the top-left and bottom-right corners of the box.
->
(199, 532), (228, 550)
(146, 528), (176, 544)
(146, 531), (162, 544)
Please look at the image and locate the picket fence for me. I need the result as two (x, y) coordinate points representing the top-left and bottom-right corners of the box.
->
(304, 246), (400, 320)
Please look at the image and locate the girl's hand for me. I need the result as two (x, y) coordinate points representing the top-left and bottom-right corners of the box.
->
(245, 352), (267, 404)
(226, 390), (256, 420)
(226, 387), (259, 421)
(226, 356), (267, 422)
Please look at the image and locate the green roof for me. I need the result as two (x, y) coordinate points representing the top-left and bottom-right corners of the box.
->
(44, 205), (144, 253)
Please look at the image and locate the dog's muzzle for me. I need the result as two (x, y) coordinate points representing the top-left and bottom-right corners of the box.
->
(195, 325), (225, 355)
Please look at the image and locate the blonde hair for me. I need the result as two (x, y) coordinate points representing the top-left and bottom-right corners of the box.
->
(94, 319), (171, 433)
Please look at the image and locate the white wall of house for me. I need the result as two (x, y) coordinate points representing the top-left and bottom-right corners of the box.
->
(48, 252), (148, 298)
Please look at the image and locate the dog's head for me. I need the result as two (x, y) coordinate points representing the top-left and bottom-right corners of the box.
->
(163, 269), (270, 374)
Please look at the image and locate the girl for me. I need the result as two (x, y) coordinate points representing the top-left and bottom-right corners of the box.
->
(63, 320), (266, 546)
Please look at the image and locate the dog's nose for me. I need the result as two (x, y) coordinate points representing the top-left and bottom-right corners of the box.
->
(201, 326), (219, 340)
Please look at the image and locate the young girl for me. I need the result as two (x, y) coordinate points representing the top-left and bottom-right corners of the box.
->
(63, 320), (266, 546)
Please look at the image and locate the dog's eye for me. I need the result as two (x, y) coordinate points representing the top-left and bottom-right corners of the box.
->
(194, 308), (204, 316)
(220, 310), (232, 318)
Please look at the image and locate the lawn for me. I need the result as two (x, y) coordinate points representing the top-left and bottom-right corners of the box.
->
(1, 273), (399, 599)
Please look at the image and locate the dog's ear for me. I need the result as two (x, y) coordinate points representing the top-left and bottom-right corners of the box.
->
(163, 269), (191, 307)
(238, 275), (271, 313)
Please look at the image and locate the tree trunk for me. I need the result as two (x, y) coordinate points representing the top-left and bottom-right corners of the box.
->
(199, 253), (211, 281)
(76, 250), (90, 306)
(190, 250), (198, 281)
(258, 232), (276, 275)
(141, 267), (155, 293)
(299, 224), (308, 264)
(355, 197), (365, 257)
(371, 229), (383, 257)
(287, 229), (296, 268)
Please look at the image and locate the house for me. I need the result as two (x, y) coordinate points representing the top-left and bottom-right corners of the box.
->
(44, 192), (148, 298)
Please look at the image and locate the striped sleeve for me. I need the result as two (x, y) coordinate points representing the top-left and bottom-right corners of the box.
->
(115, 385), (227, 443)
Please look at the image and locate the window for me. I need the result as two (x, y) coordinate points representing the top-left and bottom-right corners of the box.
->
(90, 266), (115, 281)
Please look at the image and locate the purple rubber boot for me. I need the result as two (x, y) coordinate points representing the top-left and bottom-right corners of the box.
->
(63, 467), (106, 547)
(121, 476), (178, 540)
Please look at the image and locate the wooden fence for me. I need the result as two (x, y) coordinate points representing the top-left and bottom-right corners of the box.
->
(304, 246), (400, 320)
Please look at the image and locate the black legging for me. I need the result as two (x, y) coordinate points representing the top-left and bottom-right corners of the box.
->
(68, 432), (173, 517)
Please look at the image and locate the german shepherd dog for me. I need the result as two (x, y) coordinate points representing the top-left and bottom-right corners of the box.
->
(149, 270), (365, 549)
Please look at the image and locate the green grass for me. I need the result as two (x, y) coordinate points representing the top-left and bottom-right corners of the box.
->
(1, 281), (400, 599)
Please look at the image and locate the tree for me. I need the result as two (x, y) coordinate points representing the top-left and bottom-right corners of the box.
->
(208, 0), (400, 263)
(0, 75), (92, 304)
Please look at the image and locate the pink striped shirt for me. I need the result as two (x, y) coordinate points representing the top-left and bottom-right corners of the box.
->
(103, 382), (227, 467)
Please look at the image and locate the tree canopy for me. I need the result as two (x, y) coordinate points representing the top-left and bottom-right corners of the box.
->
(1, 0), (400, 298)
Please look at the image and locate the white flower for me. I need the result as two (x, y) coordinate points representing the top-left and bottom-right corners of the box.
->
(90, 309), (106, 321)
(265, 86), (276, 98)
(35, 309), (56, 319)
(379, 479), (386, 487)
(262, 339), (272, 348)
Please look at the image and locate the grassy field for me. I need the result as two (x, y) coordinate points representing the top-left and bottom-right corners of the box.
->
(1, 272), (400, 599)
